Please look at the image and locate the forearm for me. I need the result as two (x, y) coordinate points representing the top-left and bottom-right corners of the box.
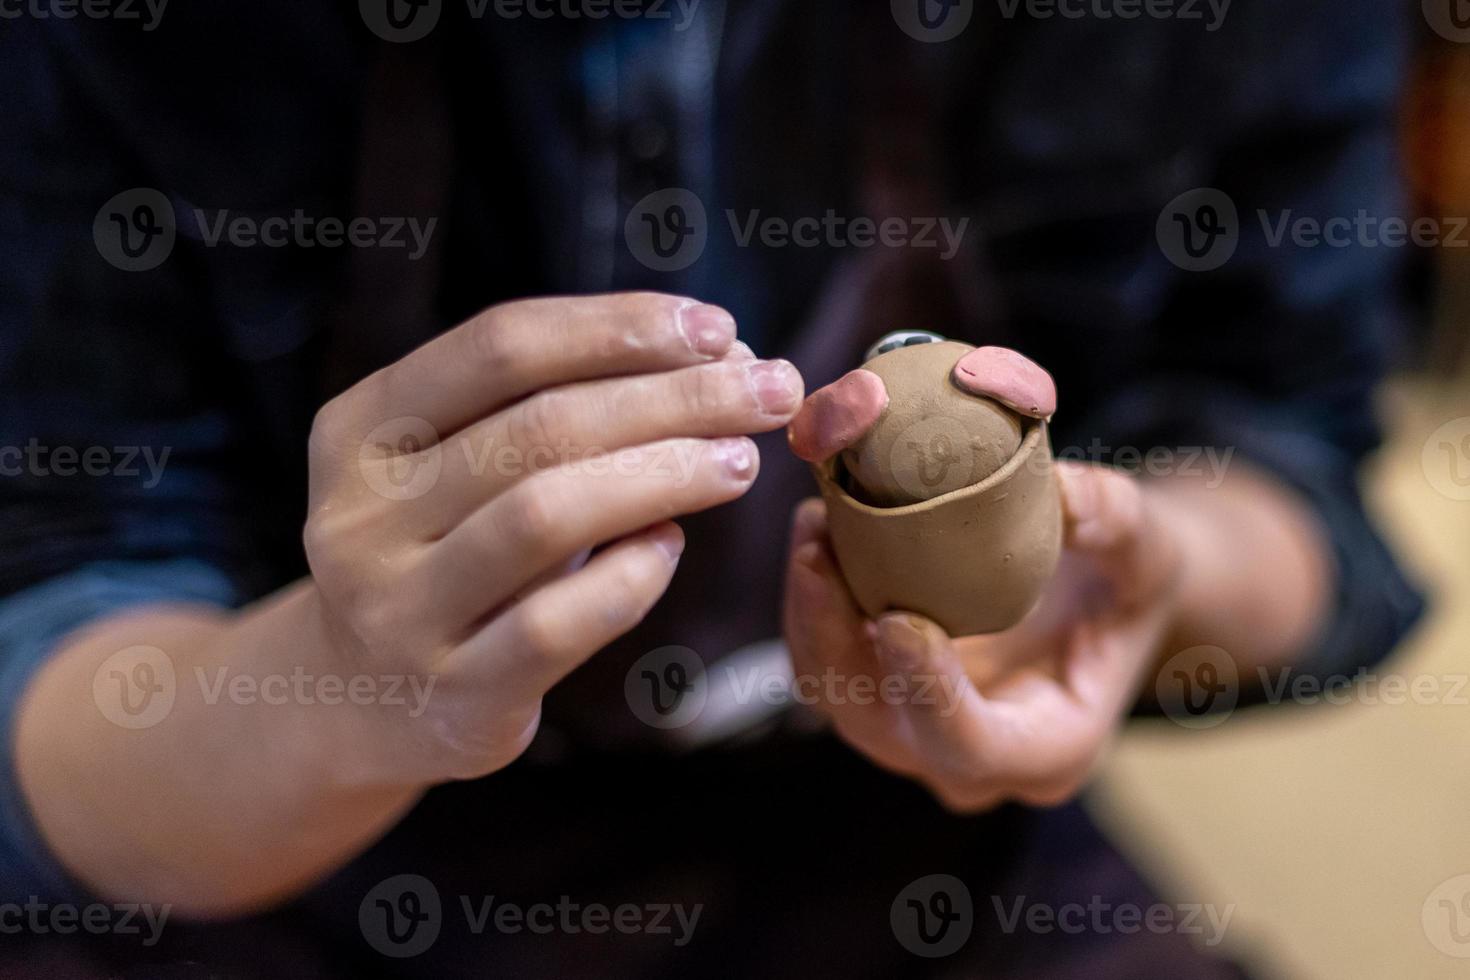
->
(12, 580), (423, 918)
(1147, 462), (1333, 678)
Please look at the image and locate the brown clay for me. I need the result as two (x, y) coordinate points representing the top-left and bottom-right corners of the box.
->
(812, 339), (1062, 636)
(842, 341), (1023, 507)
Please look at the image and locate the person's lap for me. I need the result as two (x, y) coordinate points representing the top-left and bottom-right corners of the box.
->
(5, 733), (1251, 979)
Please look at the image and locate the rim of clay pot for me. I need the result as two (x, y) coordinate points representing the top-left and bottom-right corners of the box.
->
(820, 420), (1049, 517)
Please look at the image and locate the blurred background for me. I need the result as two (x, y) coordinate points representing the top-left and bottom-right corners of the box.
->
(1090, 22), (1470, 978)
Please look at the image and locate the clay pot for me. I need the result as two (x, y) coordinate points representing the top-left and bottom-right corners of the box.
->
(812, 340), (1062, 636)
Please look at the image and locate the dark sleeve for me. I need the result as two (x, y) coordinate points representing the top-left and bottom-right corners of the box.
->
(1053, 0), (1425, 687)
(0, 14), (360, 900)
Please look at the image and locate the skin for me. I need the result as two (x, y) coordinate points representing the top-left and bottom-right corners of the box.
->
(784, 350), (1332, 810)
(12, 307), (1330, 914)
(15, 293), (803, 917)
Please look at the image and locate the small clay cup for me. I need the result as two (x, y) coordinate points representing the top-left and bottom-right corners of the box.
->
(812, 383), (1062, 637)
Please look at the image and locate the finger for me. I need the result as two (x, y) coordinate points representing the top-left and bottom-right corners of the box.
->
(316, 293), (738, 448)
(951, 346), (1057, 419)
(782, 505), (872, 682)
(429, 437), (758, 628)
(787, 369), (888, 463)
(872, 613), (1101, 804)
(1056, 462), (1178, 607)
(418, 357), (803, 536)
(453, 522), (685, 705)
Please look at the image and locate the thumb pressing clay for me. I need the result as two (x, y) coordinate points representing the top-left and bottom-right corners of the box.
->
(811, 336), (1062, 636)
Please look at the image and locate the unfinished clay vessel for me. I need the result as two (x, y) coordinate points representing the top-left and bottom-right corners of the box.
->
(812, 336), (1062, 636)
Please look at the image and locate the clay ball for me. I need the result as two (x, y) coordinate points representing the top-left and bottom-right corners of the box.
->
(842, 340), (1023, 507)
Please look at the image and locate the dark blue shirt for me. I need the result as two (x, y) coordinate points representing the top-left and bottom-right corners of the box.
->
(0, 0), (1425, 916)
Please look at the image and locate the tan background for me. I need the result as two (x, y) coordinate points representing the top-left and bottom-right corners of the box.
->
(1090, 372), (1470, 979)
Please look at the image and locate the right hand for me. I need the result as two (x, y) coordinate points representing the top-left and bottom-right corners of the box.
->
(303, 293), (802, 784)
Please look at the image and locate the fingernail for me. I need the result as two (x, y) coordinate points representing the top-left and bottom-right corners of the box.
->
(652, 525), (686, 564)
(714, 437), (758, 481)
(728, 341), (757, 361)
(679, 304), (736, 357)
(746, 360), (803, 416)
(875, 615), (928, 672)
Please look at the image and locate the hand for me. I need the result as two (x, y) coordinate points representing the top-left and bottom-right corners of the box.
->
(305, 292), (803, 783)
(782, 350), (1181, 811)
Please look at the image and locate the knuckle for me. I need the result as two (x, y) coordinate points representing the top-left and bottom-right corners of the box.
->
(600, 558), (664, 632)
(514, 602), (568, 663)
(685, 363), (740, 418)
(493, 482), (563, 558)
(465, 307), (517, 374)
(508, 484), (558, 542)
(613, 292), (685, 351)
(308, 394), (353, 451)
(510, 390), (568, 453)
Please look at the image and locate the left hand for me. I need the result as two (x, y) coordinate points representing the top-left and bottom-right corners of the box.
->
(783, 360), (1185, 811)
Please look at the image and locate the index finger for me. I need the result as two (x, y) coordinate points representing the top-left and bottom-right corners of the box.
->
(324, 292), (738, 444)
